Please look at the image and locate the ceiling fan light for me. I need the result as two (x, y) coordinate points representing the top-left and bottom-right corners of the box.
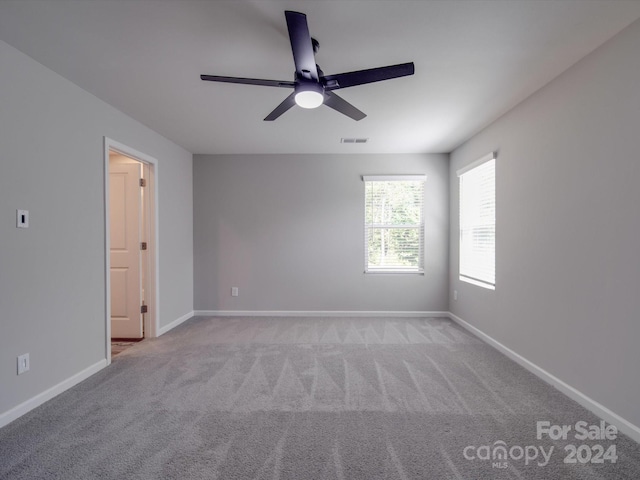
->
(294, 84), (324, 109)
(295, 90), (323, 108)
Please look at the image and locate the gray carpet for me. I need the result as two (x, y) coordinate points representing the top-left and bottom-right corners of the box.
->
(1, 316), (639, 479)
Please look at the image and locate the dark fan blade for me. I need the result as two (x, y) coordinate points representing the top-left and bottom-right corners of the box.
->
(322, 62), (414, 91)
(200, 75), (295, 88)
(264, 92), (297, 121)
(323, 91), (366, 121)
(284, 11), (318, 81)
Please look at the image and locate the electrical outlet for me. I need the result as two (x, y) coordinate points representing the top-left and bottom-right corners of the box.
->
(231, 287), (239, 297)
(17, 353), (30, 375)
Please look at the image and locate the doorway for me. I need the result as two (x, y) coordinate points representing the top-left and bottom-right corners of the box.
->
(104, 138), (158, 364)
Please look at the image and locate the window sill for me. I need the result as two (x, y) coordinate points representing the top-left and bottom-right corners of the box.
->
(365, 270), (425, 275)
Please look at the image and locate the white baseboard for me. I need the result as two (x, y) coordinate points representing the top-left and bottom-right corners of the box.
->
(194, 310), (449, 318)
(157, 310), (194, 336)
(0, 359), (107, 429)
(447, 312), (640, 444)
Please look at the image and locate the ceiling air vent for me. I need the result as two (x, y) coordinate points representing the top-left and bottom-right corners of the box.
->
(341, 138), (369, 144)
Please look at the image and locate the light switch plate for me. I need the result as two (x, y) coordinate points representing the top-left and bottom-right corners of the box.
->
(17, 353), (30, 375)
(17, 210), (29, 228)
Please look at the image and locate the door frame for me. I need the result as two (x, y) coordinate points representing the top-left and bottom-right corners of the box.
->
(103, 137), (159, 364)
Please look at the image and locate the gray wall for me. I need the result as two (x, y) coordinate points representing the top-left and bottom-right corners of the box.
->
(194, 154), (449, 312)
(0, 40), (193, 416)
(449, 19), (640, 428)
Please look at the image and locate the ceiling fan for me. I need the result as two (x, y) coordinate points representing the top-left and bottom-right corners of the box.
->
(200, 11), (415, 121)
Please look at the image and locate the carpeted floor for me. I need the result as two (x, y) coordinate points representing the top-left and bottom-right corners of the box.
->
(1, 316), (639, 479)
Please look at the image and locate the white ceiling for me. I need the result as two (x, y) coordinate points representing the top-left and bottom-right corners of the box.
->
(1, 0), (640, 155)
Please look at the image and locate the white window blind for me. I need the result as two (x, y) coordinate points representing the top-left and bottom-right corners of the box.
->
(458, 154), (495, 289)
(363, 175), (426, 273)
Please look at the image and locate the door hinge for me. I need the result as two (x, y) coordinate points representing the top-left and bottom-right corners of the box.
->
(139, 178), (146, 187)
(140, 242), (147, 250)
(141, 305), (148, 314)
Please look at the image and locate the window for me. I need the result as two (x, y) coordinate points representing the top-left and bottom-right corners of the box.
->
(363, 175), (426, 273)
(458, 153), (496, 289)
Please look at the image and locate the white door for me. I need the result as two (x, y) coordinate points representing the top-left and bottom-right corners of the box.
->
(109, 162), (143, 339)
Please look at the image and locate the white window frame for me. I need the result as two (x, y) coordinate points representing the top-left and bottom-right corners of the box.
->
(457, 153), (496, 290)
(363, 175), (426, 274)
